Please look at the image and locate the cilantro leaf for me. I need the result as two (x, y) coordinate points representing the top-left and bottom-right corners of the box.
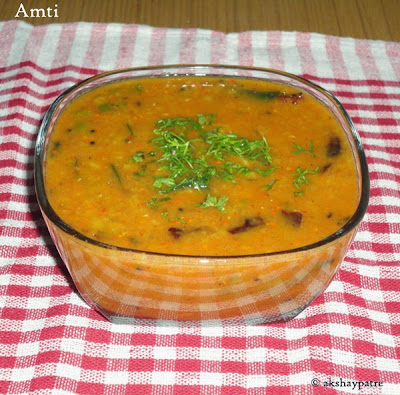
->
(221, 162), (251, 182)
(131, 152), (145, 163)
(255, 166), (279, 177)
(195, 194), (228, 212)
(153, 177), (176, 189)
(293, 141), (315, 157)
(293, 166), (319, 195)
(262, 179), (278, 192)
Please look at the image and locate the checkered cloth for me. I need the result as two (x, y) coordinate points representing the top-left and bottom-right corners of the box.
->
(1, 20), (399, 394)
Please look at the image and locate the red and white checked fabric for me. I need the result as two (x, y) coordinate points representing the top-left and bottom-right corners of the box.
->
(0, 20), (399, 394)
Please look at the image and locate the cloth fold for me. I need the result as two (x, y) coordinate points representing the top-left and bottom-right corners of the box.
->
(0, 20), (399, 394)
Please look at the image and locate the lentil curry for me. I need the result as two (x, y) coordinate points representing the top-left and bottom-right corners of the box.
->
(45, 76), (358, 256)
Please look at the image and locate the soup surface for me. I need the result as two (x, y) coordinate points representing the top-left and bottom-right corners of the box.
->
(45, 76), (358, 256)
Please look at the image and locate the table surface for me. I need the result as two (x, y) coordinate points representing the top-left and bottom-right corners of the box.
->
(1, 0), (399, 41)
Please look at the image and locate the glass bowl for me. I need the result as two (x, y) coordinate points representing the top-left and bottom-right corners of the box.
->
(34, 65), (369, 324)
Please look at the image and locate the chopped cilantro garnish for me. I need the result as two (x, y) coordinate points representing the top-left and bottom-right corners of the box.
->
(131, 152), (145, 163)
(221, 162), (251, 182)
(203, 130), (272, 164)
(262, 179), (278, 192)
(152, 115), (218, 193)
(147, 196), (171, 208)
(198, 113), (216, 126)
(135, 169), (146, 176)
(150, 114), (276, 205)
(134, 163), (147, 176)
(153, 176), (176, 189)
(255, 166), (279, 177)
(154, 115), (206, 134)
(293, 166), (319, 195)
(195, 194), (228, 212)
(293, 141), (315, 157)
(161, 211), (186, 223)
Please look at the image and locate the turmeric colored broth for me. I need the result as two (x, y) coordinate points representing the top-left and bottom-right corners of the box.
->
(45, 76), (358, 256)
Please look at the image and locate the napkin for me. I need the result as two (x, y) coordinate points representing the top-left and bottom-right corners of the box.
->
(0, 21), (399, 394)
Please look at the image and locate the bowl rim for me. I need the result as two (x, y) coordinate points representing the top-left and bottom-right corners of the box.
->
(34, 64), (370, 259)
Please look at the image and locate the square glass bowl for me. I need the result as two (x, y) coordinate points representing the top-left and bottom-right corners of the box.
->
(34, 65), (369, 324)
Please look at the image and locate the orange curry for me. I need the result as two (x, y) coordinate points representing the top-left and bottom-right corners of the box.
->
(45, 76), (358, 256)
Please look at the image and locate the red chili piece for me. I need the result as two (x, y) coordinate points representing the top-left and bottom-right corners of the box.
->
(327, 136), (341, 157)
(168, 227), (184, 239)
(279, 92), (303, 104)
(281, 210), (303, 227)
(320, 163), (332, 173)
(228, 216), (265, 234)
